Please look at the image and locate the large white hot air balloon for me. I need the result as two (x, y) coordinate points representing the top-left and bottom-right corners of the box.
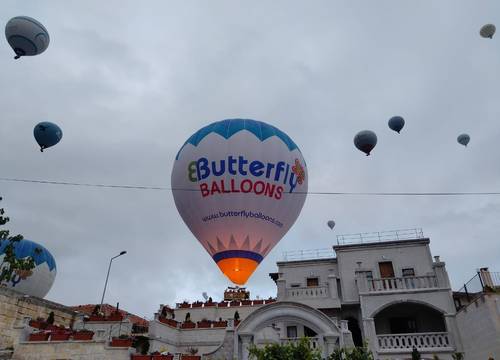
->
(172, 119), (308, 285)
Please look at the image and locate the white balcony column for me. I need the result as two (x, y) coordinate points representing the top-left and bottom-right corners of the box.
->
(277, 278), (286, 300)
(323, 335), (338, 357)
(362, 317), (377, 353)
(240, 334), (253, 360)
(355, 271), (368, 293)
(328, 274), (338, 299)
(444, 314), (463, 352)
(432, 259), (450, 289)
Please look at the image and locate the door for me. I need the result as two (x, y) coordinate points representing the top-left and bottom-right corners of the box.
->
(379, 261), (395, 289)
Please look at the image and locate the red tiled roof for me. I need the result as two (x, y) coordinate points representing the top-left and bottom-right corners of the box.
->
(70, 304), (148, 327)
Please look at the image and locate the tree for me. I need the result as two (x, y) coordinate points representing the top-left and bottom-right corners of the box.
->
(328, 344), (374, 360)
(46, 311), (55, 325)
(0, 197), (34, 288)
(411, 347), (421, 360)
(248, 338), (322, 360)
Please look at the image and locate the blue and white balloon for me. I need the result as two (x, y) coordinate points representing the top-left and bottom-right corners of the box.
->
(0, 239), (56, 298)
(34, 122), (63, 152)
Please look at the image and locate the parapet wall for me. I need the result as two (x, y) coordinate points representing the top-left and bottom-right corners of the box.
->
(0, 287), (76, 349)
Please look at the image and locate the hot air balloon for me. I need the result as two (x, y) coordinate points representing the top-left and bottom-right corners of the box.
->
(457, 134), (470, 147)
(172, 119), (308, 285)
(0, 239), (56, 298)
(327, 220), (335, 230)
(354, 130), (377, 156)
(480, 24), (496, 39)
(34, 122), (62, 152)
(388, 116), (405, 133)
(5, 16), (50, 59)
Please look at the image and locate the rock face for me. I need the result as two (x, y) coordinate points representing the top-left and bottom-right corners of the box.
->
(0, 287), (75, 349)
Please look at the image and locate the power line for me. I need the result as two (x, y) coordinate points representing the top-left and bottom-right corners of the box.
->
(1, 177), (500, 196)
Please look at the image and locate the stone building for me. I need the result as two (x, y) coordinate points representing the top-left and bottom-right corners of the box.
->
(148, 228), (466, 359)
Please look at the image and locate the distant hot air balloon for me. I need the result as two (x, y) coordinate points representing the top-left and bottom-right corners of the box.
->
(172, 119), (308, 285)
(0, 238), (56, 298)
(354, 130), (377, 156)
(34, 122), (62, 152)
(388, 116), (405, 133)
(5, 16), (50, 59)
(327, 220), (335, 230)
(457, 134), (470, 147)
(480, 24), (496, 39)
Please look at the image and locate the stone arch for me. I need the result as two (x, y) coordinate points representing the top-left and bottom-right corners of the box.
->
(237, 301), (340, 337)
(369, 298), (447, 319)
(236, 301), (342, 360)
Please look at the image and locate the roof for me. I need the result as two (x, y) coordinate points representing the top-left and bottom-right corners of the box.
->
(333, 238), (430, 251)
(70, 304), (148, 327)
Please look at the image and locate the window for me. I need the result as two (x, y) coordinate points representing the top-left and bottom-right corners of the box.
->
(306, 277), (319, 287)
(389, 317), (417, 333)
(402, 268), (415, 277)
(290, 283), (301, 288)
(287, 326), (297, 338)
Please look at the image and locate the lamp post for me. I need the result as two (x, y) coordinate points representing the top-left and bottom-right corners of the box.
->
(99, 251), (127, 311)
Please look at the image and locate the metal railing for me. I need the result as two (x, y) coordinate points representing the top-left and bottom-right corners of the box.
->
(282, 248), (335, 261)
(454, 270), (499, 310)
(336, 228), (424, 245)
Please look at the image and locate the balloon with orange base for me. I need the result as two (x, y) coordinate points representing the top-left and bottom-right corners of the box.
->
(171, 119), (308, 285)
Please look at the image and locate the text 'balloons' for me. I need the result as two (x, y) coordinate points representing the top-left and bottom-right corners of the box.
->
(34, 122), (62, 152)
(480, 24), (496, 39)
(5, 16), (50, 59)
(457, 134), (470, 147)
(354, 130), (377, 156)
(388, 116), (405, 134)
(171, 119), (308, 285)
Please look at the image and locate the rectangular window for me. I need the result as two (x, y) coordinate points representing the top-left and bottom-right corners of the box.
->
(379, 262), (395, 278)
(287, 326), (297, 338)
(306, 277), (319, 287)
(290, 283), (301, 288)
(402, 268), (415, 277)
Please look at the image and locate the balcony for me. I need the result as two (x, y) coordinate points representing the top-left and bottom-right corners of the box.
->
(377, 332), (453, 353)
(367, 275), (438, 293)
(280, 336), (320, 350)
(286, 286), (330, 299)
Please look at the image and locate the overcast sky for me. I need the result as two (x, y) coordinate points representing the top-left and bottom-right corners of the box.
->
(1, 1), (499, 319)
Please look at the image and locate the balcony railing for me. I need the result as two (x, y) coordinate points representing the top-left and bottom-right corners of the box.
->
(366, 275), (438, 293)
(286, 286), (330, 299)
(377, 332), (452, 352)
(336, 228), (424, 245)
(280, 336), (320, 349)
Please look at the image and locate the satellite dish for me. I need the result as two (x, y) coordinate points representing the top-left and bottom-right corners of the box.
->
(202, 292), (208, 301)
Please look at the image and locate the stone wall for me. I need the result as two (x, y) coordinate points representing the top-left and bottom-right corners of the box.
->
(0, 287), (76, 349)
(456, 293), (500, 359)
(12, 340), (130, 360)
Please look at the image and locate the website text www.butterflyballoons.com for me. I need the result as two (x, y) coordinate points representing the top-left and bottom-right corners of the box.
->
(201, 210), (284, 228)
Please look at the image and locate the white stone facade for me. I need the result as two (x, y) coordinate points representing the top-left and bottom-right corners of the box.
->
(145, 234), (465, 359)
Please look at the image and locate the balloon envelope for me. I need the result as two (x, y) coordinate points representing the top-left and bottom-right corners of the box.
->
(172, 119), (308, 285)
(388, 116), (405, 133)
(5, 16), (50, 59)
(457, 134), (470, 147)
(354, 130), (377, 156)
(34, 122), (62, 151)
(327, 220), (335, 230)
(480, 24), (496, 39)
(0, 239), (56, 298)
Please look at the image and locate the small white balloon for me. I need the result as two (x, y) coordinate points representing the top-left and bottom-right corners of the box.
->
(5, 16), (50, 59)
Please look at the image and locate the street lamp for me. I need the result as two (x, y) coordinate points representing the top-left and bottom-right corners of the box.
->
(99, 251), (127, 311)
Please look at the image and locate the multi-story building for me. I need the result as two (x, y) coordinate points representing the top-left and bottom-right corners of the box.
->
(148, 228), (465, 359)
